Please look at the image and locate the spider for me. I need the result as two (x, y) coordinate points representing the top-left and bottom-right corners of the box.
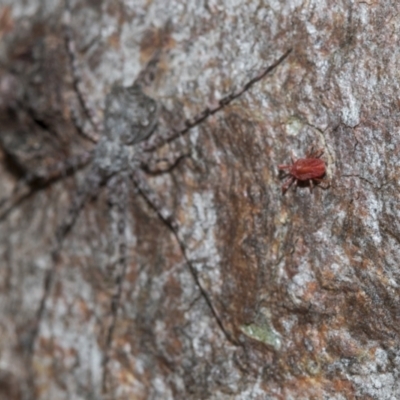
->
(0, 0), (292, 390)
(278, 147), (327, 194)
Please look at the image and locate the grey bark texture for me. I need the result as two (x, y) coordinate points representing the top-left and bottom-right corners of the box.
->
(0, 0), (398, 399)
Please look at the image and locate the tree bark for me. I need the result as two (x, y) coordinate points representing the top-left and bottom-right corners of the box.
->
(0, 0), (399, 399)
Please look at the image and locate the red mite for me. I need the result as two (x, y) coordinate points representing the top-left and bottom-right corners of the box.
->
(278, 148), (326, 194)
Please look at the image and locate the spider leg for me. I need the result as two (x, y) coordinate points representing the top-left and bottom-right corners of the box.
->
(68, 98), (100, 143)
(140, 49), (292, 152)
(26, 169), (102, 355)
(130, 168), (236, 344)
(102, 173), (129, 394)
(139, 144), (190, 174)
(64, 0), (102, 141)
(131, 168), (177, 230)
(0, 150), (93, 221)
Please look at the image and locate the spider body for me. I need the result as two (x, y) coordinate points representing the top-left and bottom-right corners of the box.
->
(104, 84), (158, 145)
(278, 148), (326, 193)
(94, 84), (158, 177)
(0, 1), (292, 389)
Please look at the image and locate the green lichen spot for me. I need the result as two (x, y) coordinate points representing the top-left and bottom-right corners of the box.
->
(240, 308), (282, 350)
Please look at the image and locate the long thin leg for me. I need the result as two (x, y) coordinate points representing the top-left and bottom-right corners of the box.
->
(0, 150), (93, 221)
(131, 168), (237, 344)
(139, 145), (190, 174)
(131, 168), (177, 230)
(69, 99), (99, 143)
(102, 174), (129, 394)
(27, 169), (102, 354)
(140, 49), (292, 152)
(64, 0), (102, 141)
(26, 150), (94, 184)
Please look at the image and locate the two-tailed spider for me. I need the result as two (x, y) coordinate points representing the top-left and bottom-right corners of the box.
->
(0, 0), (293, 390)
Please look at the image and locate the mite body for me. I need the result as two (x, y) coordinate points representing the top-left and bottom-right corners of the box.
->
(278, 148), (326, 194)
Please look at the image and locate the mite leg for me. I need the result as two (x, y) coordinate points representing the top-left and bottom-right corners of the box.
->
(294, 178), (299, 191)
(313, 148), (324, 159)
(27, 169), (102, 355)
(281, 176), (295, 194)
(131, 168), (235, 344)
(306, 145), (314, 158)
(278, 164), (291, 184)
(0, 150), (93, 221)
(278, 164), (291, 171)
(102, 173), (129, 394)
(307, 146), (324, 159)
(313, 177), (330, 189)
(309, 179), (314, 192)
(290, 150), (296, 164)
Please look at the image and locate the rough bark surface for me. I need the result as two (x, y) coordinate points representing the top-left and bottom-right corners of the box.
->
(0, 0), (399, 399)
